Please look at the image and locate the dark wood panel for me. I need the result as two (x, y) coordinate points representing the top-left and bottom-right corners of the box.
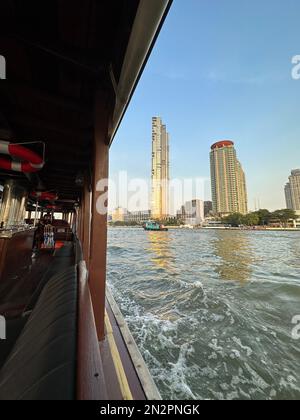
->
(0, 230), (35, 295)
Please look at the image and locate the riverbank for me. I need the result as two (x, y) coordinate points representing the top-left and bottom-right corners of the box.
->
(108, 225), (300, 232)
(202, 227), (300, 232)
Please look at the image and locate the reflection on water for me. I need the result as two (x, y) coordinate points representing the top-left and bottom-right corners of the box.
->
(213, 231), (254, 283)
(146, 229), (255, 283)
(146, 232), (173, 271)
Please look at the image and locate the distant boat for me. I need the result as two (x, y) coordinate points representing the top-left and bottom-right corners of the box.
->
(143, 221), (168, 231)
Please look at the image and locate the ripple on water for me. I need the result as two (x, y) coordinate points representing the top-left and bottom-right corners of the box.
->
(107, 228), (300, 400)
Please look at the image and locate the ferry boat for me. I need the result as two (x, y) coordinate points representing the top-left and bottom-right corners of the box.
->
(0, 0), (172, 400)
(143, 221), (169, 232)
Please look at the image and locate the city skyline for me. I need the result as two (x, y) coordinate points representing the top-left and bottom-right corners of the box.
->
(110, 0), (300, 211)
(109, 117), (297, 215)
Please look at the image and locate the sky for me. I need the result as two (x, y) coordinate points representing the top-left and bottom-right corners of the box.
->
(110, 0), (300, 212)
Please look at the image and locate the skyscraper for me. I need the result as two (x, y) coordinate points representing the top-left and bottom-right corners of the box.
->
(210, 140), (248, 215)
(151, 117), (170, 219)
(285, 169), (300, 212)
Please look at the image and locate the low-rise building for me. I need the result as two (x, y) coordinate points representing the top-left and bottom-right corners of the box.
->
(177, 199), (204, 226)
(112, 207), (127, 223)
(125, 210), (151, 224)
(293, 210), (300, 228)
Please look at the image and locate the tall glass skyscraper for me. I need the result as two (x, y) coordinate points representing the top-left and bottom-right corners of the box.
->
(210, 140), (248, 215)
(151, 117), (170, 219)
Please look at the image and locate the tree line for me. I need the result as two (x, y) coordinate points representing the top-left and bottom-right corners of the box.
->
(223, 209), (298, 227)
(109, 217), (183, 227)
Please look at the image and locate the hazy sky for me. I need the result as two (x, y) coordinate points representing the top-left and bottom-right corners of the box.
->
(110, 0), (300, 211)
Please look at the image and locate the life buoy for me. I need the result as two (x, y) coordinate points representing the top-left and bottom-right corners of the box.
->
(0, 140), (44, 173)
(31, 191), (58, 201)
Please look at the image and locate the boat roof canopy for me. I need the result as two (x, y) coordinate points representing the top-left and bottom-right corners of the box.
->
(0, 0), (172, 210)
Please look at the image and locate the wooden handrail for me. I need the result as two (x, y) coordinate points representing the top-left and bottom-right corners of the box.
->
(77, 260), (107, 400)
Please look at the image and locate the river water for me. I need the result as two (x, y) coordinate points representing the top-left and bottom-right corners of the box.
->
(107, 228), (300, 400)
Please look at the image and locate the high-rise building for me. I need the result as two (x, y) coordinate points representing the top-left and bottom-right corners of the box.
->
(151, 117), (170, 219)
(210, 140), (248, 215)
(285, 169), (300, 212)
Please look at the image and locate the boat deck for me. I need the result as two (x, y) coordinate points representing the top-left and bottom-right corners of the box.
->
(99, 294), (161, 400)
(101, 301), (146, 400)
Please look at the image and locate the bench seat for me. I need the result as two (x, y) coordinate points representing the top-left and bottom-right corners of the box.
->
(0, 266), (77, 400)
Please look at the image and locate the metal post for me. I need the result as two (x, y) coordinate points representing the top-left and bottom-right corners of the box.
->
(34, 199), (39, 227)
(82, 178), (91, 266)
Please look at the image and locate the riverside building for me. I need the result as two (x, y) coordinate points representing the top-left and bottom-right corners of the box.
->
(210, 140), (248, 216)
(285, 169), (300, 213)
